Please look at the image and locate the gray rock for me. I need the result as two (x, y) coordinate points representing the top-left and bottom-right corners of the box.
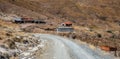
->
(0, 53), (9, 59)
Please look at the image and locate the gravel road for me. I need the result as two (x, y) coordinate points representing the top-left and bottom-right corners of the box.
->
(32, 34), (115, 59)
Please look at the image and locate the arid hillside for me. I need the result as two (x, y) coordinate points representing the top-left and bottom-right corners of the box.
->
(0, 0), (120, 58)
(0, 0), (119, 30)
(0, 0), (119, 43)
(0, 0), (120, 48)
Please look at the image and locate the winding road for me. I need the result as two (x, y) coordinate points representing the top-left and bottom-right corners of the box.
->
(32, 34), (115, 59)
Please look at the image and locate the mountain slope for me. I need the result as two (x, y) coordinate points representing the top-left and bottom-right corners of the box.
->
(0, 0), (119, 44)
(5, 0), (120, 20)
(0, 0), (119, 27)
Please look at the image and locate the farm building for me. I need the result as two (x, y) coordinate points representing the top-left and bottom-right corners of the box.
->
(13, 17), (46, 24)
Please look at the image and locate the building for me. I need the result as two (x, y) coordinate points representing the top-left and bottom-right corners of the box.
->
(57, 21), (74, 33)
(61, 21), (72, 27)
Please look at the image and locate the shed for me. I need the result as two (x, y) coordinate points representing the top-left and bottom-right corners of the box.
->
(61, 21), (72, 27)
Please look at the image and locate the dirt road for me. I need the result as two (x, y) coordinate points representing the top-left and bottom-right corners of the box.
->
(31, 34), (115, 59)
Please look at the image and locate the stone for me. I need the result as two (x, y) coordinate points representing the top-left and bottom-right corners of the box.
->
(0, 53), (9, 59)
(23, 40), (29, 44)
(6, 33), (12, 37)
(0, 37), (2, 40)
(16, 36), (21, 39)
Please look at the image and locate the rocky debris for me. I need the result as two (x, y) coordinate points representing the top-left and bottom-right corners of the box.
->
(0, 37), (2, 40)
(0, 33), (46, 59)
(16, 35), (45, 59)
(0, 53), (9, 59)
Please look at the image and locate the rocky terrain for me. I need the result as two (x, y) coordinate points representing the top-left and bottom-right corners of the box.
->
(0, 20), (47, 59)
(0, 0), (120, 59)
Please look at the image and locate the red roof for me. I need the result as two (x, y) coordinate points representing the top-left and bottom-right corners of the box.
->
(22, 18), (33, 21)
(64, 21), (72, 24)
